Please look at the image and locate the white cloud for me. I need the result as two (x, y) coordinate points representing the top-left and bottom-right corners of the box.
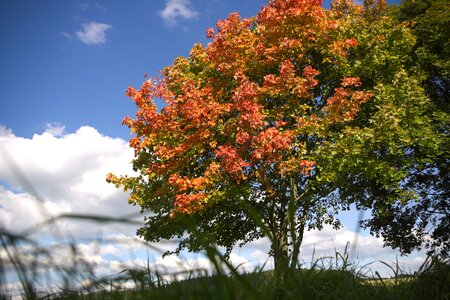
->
(44, 122), (66, 137)
(0, 125), (13, 137)
(159, 0), (199, 27)
(76, 22), (112, 45)
(0, 125), (137, 237)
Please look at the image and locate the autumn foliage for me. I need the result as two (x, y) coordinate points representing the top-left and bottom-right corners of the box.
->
(109, 0), (448, 271)
(114, 0), (371, 215)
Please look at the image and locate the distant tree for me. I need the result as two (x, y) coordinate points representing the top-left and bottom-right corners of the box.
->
(109, 0), (447, 275)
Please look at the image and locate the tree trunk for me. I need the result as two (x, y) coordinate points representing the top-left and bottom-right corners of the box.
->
(272, 225), (289, 277)
(272, 189), (289, 277)
(288, 177), (308, 270)
(291, 220), (305, 269)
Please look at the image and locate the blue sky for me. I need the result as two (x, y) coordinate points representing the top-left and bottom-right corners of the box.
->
(0, 0), (271, 139)
(0, 0), (421, 297)
(0, 0), (399, 138)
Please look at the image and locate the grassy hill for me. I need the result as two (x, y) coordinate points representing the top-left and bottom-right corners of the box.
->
(45, 257), (449, 300)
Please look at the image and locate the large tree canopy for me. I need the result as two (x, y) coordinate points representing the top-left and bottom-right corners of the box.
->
(109, 0), (448, 273)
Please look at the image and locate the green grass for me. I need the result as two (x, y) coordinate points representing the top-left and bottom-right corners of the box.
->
(40, 260), (449, 300)
(2, 240), (448, 300)
(1, 216), (449, 300)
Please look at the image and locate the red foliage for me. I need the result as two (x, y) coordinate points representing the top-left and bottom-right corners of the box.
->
(121, 0), (373, 213)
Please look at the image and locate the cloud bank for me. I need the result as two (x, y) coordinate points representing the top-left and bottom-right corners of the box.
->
(0, 125), (137, 237)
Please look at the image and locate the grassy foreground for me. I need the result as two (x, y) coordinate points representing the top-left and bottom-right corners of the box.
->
(1, 215), (448, 299)
(81, 262), (449, 300)
(107, 261), (450, 300)
(2, 236), (448, 300)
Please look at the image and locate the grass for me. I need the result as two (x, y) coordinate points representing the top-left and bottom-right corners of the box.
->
(42, 260), (449, 300)
(1, 220), (449, 300)
(95, 259), (449, 300)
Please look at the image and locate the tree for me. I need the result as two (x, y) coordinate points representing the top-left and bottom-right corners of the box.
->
(351, 0), (450, 256)
(322, 0), (449, 256)
(109, 0), (447, 274)
(395, 0), (449, 109)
